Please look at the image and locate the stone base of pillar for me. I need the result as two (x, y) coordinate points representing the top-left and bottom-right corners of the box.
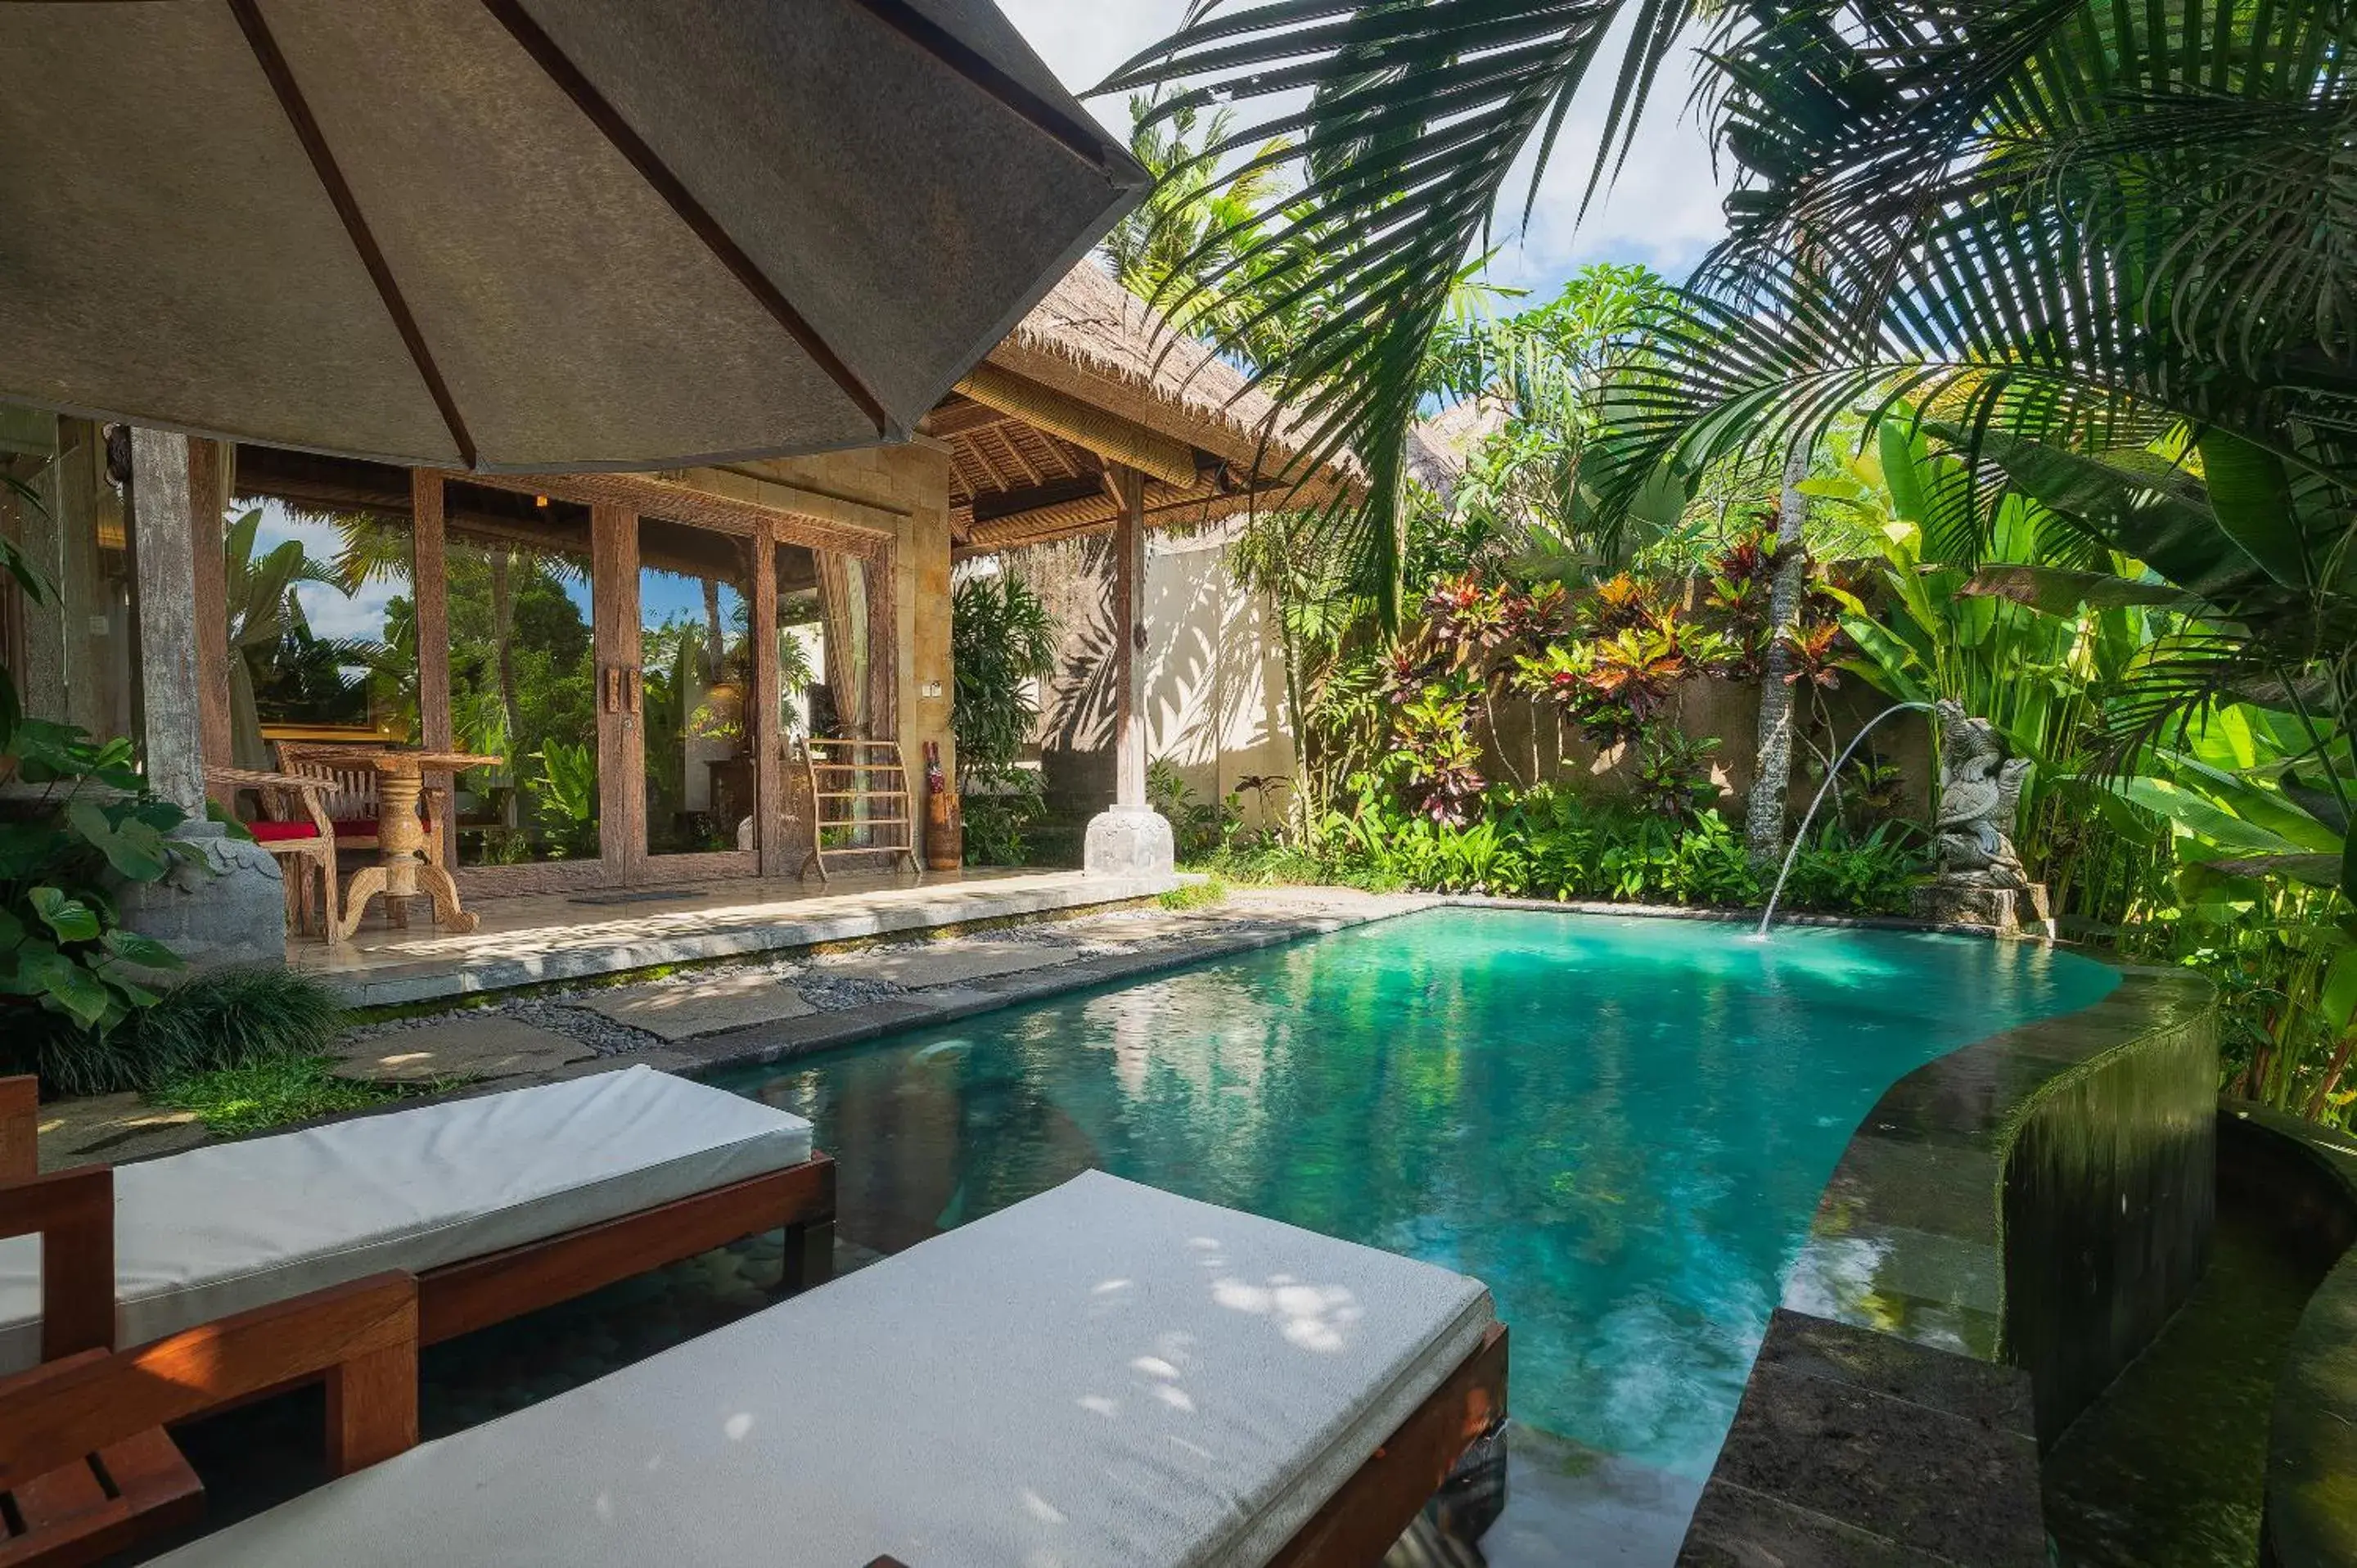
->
(1083, 805), (1174, 878)
(116, 820), (288, 978)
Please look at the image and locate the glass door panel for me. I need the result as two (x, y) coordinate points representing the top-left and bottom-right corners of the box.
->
(228, 446), (421, 764)
(444, 483), (600, 866)
(638, 516), (756, 860)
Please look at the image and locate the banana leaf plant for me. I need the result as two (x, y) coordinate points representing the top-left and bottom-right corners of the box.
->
(0, 719), (187, 1047)
(2113, 720), (2357, 1120)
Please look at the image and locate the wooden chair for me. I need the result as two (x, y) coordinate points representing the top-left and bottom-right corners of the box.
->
(0, 1082), (419, 1566)
(0, 1268), (418, 1567)
(205, 766), (340, 944)
(270, 742), (451, 928)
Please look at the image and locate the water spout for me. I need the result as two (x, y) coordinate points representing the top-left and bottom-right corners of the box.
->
(1755, 701), (1934, 939)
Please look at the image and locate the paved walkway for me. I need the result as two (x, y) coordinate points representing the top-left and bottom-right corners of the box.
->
(287, 867), (1178, 1007)
(35, 885), (1434, 1171)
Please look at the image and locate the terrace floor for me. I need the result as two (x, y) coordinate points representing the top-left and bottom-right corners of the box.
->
(285, 865), (1177, 1007)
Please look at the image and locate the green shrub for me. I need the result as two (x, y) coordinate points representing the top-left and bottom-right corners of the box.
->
(12, 965), (349, 1098)
(962, 766), (1048, 866)
(1291, 784), (1925, 916)
(1158, 875), (1230, 911)
(1776, 822), (1925, 916)
(148, 1054), (430, 1137)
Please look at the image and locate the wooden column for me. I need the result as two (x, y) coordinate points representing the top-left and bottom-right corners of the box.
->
(186, 440), (233, 790)
(128, 428), (205, 813)
(1109, 466), (1148, 811)
(751, 517), (787, 876)
(591, 504), (640, 879)
(412, 470), (454, 866)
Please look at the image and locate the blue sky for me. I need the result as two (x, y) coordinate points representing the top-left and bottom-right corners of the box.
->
(997, 1), (1733, 300)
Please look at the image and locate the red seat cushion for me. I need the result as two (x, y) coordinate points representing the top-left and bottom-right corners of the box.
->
(248, 819), (322, 844)
(331, 818), (382, 839)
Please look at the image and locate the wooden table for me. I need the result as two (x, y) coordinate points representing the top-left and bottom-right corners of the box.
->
(330, 749), (502, 942)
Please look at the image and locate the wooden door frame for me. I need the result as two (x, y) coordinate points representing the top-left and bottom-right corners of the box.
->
(422, 470), (895, 899)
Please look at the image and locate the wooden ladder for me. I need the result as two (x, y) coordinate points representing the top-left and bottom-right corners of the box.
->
(795, 738), (922, 883)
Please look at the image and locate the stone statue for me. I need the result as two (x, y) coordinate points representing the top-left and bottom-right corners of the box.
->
(1915, 699), (2049, 932)
(1930, 699), (2032, 887)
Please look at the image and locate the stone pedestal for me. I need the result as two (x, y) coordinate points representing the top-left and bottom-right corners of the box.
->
(1083, 804), (1174, 878)
(1911, 878), (2051, 935)
(117, 820), (286, 975)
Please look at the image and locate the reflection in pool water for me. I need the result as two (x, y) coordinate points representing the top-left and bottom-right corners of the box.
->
(711, 908), (2119, 1478)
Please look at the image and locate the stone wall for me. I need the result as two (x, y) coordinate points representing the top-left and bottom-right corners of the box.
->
(2220, 1104), (2357, 1568)
(2002, 1003), (2220, 1444)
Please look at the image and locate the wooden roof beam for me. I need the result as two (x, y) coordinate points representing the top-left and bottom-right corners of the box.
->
(953, 363), (1198, 489)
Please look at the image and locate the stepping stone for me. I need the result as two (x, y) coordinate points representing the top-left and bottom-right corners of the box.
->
(579, 971), (814, 1042)
(334, 1016), (594, 1084)
(811, 940), (1075, 989)
(35, 1092), (207, 1173)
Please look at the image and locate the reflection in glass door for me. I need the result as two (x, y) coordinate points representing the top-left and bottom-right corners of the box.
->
(443, 484), (600, 867)
(638, 516), (757, 863)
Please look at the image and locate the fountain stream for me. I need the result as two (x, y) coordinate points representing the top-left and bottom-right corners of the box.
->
(1755, 701), (1932, 938)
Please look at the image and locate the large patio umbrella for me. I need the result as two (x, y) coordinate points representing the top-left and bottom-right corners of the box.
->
(0, 0), (1147, 471)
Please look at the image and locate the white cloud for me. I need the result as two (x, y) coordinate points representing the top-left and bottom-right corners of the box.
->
(995, 0), (1732, 297)
(247, 499), (407, 644)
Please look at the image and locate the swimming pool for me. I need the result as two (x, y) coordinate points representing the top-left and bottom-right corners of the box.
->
(710, 908), (2119, 1481)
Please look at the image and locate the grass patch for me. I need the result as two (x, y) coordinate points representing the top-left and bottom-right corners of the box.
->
(148, 1055), (464, 1137)
(1158, 875), (1230, 911)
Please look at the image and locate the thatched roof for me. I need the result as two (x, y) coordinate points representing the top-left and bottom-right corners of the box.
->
(935, 261), (1354, 556)
(985, 260), (1309, 471)
(1405, 395), (1508, 505)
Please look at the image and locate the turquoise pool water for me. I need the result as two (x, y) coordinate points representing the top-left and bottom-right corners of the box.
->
(710, 909), (2119, 1479)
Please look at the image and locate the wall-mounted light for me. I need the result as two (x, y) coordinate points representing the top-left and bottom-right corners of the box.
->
(534, 493), (549, 508)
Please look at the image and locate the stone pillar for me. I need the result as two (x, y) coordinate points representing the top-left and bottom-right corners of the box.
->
(120, 426), (285, 971)
(187, 439), (234, 794)
(1084, 466), (1173, 879)
(1110, 466), (1147, 812)
(128, 428), (205, 813)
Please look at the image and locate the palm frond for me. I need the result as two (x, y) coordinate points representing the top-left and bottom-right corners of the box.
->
(1098, 0), (1692, 623)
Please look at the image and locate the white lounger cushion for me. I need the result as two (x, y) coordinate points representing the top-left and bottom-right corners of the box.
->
(155, 1169), (1496, 1568)
(0, 1065), (812, 1374)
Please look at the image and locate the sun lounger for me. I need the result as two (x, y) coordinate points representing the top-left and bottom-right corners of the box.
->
(23, 1170), (1504, 1568)
(0, 1065), (835, 1375)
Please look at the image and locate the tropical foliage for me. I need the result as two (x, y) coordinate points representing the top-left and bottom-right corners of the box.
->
(951, 573), (1060, 864)
(0, 720), (189, 1084)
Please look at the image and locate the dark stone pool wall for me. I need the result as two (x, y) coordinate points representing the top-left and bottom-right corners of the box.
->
(2223, 1103), (2357, 1568)
(1679, 967), (2218, 1566)
(2001, 990), (2220, 1446)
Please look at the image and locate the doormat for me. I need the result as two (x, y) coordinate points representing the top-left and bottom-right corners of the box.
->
(566, 890), (699, 906)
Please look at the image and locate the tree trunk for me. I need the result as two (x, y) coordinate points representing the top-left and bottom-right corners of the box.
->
(490, 551), (521, 823)
(1746, 445), (1813, 865)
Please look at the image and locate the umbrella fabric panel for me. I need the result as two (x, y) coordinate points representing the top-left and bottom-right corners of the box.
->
(0, 0), (1146, 473)
(516, 0), (1145, 439)
(0, 2), (462, 466)
(265, 0), (877, 472)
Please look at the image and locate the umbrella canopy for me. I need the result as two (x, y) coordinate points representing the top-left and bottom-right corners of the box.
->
(0, 0), (1147, 472)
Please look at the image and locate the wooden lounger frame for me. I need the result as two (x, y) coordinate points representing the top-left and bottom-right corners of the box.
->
(1, 1075), (836, 1358)
(0, 1273), (419, 1567)
(0, 1074), (836, 1566)
(866, 1322), (1508, 1568)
